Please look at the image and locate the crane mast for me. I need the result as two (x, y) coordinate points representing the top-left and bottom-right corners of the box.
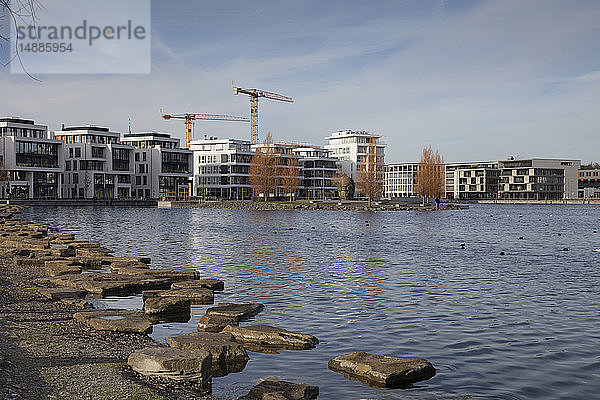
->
(233, 85), (293, 144)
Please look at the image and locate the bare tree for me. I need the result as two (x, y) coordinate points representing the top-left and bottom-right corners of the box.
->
(355, 138), (383, 207)
(0, 157), (8, 199)
(415, 145), (445, 206)
(1, 0), (43, 79)
(281, 150), (300, 202)
(249, 132), (280, 201)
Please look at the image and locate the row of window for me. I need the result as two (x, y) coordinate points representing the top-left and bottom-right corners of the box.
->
(1, 127), (46, 138)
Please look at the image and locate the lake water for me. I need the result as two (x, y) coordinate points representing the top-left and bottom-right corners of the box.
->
(22, 205), (600, 400)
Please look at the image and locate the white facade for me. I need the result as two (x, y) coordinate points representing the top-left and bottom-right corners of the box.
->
(190, 137), (254, 199)
(498, 158), (581, 200)
(0, 117), (64, 199)
(445, 162), (499, 200)
(325, 130), (386, 180)
(384, 163), (419, 198)
(121, 132), (192, 199)
(54, 126), (134, 199)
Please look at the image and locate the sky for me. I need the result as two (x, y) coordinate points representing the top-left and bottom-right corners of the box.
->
(1, 0), (600, 163)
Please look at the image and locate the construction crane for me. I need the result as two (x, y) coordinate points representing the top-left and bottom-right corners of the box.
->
(232, 85), (293, 144)
(161, 112), (250, 149)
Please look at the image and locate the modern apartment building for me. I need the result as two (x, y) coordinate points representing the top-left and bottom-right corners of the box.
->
(383, 163), (419, 199)
(0, 117), (63, 199)
(54, 126), (134, 199)
(325, 130), (386, 180)
(293, 146), (338, 199)
(445, 162), (499, 200)
(121, 132), (192, 199)
(498, 158), (580, 200)
(578, 168), (600, 198)
(189, 137), (254, 199)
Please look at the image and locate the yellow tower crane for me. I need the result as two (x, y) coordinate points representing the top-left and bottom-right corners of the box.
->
(161, 112), (250, 149)
(232, 85), (293, 144)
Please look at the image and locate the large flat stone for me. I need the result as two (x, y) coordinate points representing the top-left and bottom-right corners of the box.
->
(327, 352), (436, 388)
(197, 314), (239, 333)
(172, 278), (224, 291)
(144, 295), (191, 315)
(49, 273), (173, 297)
(238, 377), (319, 400)
(205, 302), (264, 321)
(73, 309), (153, 334)
(45, 260), (82, 276)
(128, 347), (212, 388)
(223, 325), (319, 350)
(159, 288), (214, 305)
(37, 287), (87, 300)
(168, 332), (249, 377)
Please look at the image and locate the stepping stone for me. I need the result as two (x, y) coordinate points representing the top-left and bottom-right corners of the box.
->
(128, 347), (211, 389)
(37, 287), (87, 300)
(66, 241), (102, 249)
(206, 302), (264, 321)
(223, 325), (319, 350)
(110, 261), (150, 273)
(328, 352), (436, 388)
(238, 377), (319, 400)
(168, 332), (249, 377)
(73, 309), (153, 334)
(159, 288), (214, 305)
(48, 273), (173, 297)
(197, 314), (239, 333)
(172, 278), (224, 291)
(143, 293), (191, 315)
(45, 260), (82, 276)
(76, 247), (113, 258)
(110, 256), (151, 265)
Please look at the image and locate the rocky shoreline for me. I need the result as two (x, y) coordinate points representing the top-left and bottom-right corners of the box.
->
(168, 199), (467, 212)
(0, 204), (437, 399)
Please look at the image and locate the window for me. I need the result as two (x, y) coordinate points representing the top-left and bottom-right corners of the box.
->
(136, 176), (141, 185)
(135, 152), (140, 162)
(143, 176), (147, 185)
(142, 152), (147, 161)
(65, 161), (71, 171)
(69, 148), (73, 158)
(75, 148), (81, 158)
(72, 173), (78, 184)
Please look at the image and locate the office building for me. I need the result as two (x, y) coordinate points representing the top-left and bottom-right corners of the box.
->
(498, 158), (580, 200)
(54, 125), (134, 199)
(121, 132), (192, 199)
(0, 117), (63, 199)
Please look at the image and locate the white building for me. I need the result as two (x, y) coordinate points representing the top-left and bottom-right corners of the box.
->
(325, 130), (386, 180)
(0, 117), (64, 199)
(578, 168), (600, 198)
(54, 126), (134, 199)
(121, 132), (192, 199)
(445, 161), (499, 200)
(189, 137), (254, 199)
(383, 163), (419, 199)
(293, 146), (338, 200)
(498, 158), (581, 200)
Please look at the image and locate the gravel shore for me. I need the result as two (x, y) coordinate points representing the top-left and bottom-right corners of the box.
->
(0, 255), (210, 400)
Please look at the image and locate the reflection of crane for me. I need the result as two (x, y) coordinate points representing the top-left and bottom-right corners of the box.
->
(233, 85), (293, 144)
(161, 111), (250, 149)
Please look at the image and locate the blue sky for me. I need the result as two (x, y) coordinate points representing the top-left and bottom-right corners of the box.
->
(1, 0), (600, 163)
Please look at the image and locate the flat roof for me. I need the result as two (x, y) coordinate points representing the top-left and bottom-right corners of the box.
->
(60, 126), (111, 133)
(0, 117), (36, 125)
